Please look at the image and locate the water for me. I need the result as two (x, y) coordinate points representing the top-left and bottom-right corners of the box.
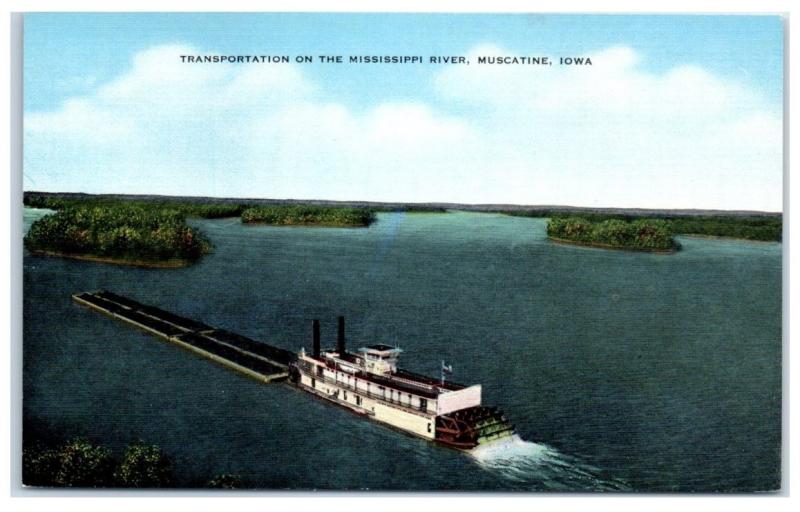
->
(22, 209), (782, 491)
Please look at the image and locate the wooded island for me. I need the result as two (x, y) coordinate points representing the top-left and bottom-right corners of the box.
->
(546, 217), (676, 252)
(23, 205), (211, 267)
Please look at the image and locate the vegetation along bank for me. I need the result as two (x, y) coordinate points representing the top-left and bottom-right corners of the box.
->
(510, 210), (781, 244)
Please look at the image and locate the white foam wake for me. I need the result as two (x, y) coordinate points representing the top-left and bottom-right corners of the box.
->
(470, 435), (630, 491)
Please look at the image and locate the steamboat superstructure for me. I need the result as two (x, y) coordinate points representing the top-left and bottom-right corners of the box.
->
(290, 317), (515, 450)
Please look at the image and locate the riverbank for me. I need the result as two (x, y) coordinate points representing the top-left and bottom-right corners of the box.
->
(677, 233), (781, 244)
(548, 236), (678, 253)
(242, 221), (370, 228)
(27, 250), (190, 268)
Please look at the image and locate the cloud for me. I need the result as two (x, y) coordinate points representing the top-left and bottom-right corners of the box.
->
(434, 44), (781, 210)
(24, 43), (782, 210)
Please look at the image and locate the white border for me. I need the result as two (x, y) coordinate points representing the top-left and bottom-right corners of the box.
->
(2, 1), (795, 511)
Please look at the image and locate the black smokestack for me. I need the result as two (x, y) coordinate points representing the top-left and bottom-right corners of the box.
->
(337, 316), (346, 355)
(312, 319), (320, 358)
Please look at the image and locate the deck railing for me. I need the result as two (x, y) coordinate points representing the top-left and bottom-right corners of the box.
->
(301, 370), (432, 417)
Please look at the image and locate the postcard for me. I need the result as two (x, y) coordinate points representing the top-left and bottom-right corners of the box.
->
(20, 12), (783, 492)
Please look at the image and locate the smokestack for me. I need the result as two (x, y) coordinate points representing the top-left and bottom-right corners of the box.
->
(312, 319), (320, 358)
(337, 316), (346, 355)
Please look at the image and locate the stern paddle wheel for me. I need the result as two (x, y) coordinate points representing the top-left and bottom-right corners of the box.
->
(435, 406), (515, 449)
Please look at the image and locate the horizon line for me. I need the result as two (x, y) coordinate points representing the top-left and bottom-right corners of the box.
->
(22, 191), (783, 217)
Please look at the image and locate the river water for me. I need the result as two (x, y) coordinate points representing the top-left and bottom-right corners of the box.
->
(22, 208), (782, 491)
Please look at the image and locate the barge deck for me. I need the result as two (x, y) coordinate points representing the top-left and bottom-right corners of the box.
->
(72, 290), (293, 383)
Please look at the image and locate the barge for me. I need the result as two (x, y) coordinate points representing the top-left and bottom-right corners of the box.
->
(73, 290), (515, 451)
(72, 290), (292, 383)
(290, 318), (515, 450)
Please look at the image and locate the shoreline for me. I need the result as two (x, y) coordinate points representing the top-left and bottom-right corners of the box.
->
(547, 236), (678, 254)
(676, 234), (782, 244)
(26, 250), (191, 268)
(241, 221), (372, 229)
(23, 191), (781, 217)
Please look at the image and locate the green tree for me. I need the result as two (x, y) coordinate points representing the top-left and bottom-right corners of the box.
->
(113, 441), (175, 488)
(22, 443), (61, 487)
(53, 438), (114, 487)
(206, 473), (243, 489)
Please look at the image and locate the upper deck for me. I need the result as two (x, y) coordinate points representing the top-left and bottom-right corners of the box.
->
(299, 320), (482, 415)
(301, 345), (466, 400)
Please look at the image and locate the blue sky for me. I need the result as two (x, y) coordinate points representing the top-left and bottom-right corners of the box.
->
(23, 13), (784, 210)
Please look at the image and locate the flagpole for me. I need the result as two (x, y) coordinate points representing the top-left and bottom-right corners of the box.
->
(441, 360), (453, 385)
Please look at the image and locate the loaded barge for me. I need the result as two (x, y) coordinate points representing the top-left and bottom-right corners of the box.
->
(73, 290), (515, 451)
(72, 290), (292, 382)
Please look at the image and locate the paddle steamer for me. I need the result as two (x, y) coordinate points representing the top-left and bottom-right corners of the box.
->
(290, 318), (515, 450)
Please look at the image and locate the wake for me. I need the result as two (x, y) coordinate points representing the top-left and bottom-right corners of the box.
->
(470, 435), (630, 491)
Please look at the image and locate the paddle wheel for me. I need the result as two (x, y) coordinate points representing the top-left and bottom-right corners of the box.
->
(435, 406), (515, 450)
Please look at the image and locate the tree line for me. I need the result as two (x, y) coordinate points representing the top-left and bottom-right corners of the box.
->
(23, 437), (243, 488)
(25, 195), (246, 219)
(512, 210), (781, 242)
(241, 205), (376, 226)
(25, 194), (378, 226)
(667, 216), (781, 242)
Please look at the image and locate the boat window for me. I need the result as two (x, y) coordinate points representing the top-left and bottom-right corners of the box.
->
(427, 423), (432, 433)
(419, 398), (427, 412)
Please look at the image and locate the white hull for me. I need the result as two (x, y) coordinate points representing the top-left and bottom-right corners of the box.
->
(297, 371), (438, 441)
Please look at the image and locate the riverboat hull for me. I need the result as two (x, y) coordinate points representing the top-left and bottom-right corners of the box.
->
(291, 357), (515, 451)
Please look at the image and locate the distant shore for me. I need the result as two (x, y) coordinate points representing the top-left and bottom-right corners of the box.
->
(22, 191), (781, 218)
(240, 205), (375, 227)
(23, 191), (783, 244)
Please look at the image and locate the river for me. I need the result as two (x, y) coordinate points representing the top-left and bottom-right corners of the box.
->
(22, 208), (782, 491)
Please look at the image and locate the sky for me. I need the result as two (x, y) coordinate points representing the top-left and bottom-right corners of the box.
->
(23, 13), (784, 211)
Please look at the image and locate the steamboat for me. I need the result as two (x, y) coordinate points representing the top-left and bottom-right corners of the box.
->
(72, 290), (515, 451)
(290, 317), (515, 450)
